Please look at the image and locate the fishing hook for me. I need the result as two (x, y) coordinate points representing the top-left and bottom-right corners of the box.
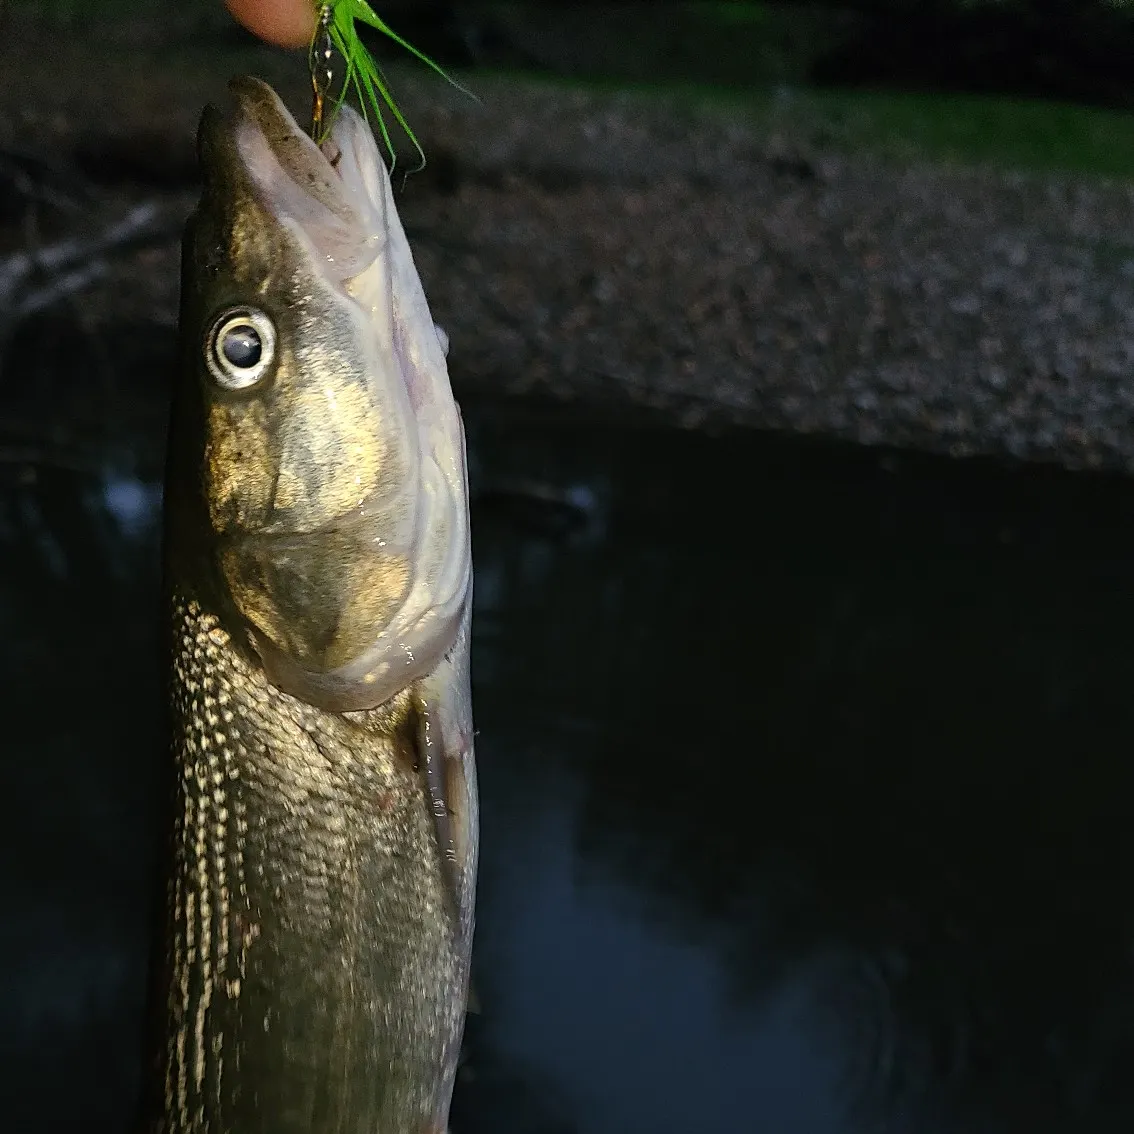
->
(309, 3), (335, 143)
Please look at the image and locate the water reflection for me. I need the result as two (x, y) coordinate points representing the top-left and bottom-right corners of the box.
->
(461, 412), (1134, 1134)
(3, 320), (1134, 1132)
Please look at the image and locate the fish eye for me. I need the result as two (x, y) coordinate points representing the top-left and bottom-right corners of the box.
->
(205, 307), (276, 390)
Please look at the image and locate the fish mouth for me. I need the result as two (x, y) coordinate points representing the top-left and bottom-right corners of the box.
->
(199, 75), (392, 284)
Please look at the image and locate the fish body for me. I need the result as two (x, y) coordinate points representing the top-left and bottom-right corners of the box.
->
(147, 78), (476, 1134)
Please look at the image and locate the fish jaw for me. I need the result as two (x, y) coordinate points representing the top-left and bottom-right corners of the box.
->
(180, 76), (471, 712)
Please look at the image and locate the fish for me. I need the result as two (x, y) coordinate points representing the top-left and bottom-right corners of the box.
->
(144, 76), (476, 1134)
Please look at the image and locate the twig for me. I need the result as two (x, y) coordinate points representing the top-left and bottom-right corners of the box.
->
(0, 200), (168, 302)
(13, 260), (110, 319)
(0, 149), (87, 213)
(0, 200), (179, 377)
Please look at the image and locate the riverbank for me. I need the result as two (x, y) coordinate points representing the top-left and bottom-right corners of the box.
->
(4, 31), (1134, 474)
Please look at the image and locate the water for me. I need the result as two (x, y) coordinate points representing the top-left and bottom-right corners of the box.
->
(3, 318), (1134, 1132)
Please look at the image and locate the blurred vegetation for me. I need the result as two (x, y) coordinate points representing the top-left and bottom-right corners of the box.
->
(701, 86), (1134, 178)
(810, 0), (1134, 110)
(23, 0), (1134, 105)
(15, 0), (1134, 178)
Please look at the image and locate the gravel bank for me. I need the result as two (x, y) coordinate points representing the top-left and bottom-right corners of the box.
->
(5, 36), (1134, 472)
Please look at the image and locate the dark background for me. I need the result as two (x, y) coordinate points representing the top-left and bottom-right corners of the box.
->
(368, 1), (1134, 108)
(30, 1), (1134, 108)
(6, 3), (1134, 1133)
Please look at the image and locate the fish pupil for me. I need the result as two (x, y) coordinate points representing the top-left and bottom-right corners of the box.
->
(222, 325), (262, 369)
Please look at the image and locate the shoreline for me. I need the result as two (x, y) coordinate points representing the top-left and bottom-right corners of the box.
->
(3, 37), (1134, 476)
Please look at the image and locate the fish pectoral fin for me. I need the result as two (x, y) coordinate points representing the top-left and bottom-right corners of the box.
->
(466, 982), (482, 1015)
(412, 608), (477, 938)
(415, 691), (476, 932)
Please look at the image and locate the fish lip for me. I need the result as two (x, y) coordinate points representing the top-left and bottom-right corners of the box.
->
(200, 76), (385, 284)
(226, 75), (358, 191)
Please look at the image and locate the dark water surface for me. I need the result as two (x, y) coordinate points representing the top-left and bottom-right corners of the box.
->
(3, 322), (1134, 1133)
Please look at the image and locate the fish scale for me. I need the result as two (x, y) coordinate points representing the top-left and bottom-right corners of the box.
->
(157, 594), (464, 1132)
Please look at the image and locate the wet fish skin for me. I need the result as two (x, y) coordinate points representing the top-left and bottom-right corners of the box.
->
(148, 77), (476, 1134)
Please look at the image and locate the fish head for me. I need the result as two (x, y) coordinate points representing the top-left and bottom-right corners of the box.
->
(176, 76), (470, 712)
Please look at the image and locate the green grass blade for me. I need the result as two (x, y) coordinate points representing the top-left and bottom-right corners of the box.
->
(318, 0), (476, 171)
(345, 0), (476, 100)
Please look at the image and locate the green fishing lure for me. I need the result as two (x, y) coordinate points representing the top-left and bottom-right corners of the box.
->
(311, 0), (470, 170)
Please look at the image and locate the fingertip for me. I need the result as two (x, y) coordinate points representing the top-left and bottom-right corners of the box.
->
(224, 0), (317, 50)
